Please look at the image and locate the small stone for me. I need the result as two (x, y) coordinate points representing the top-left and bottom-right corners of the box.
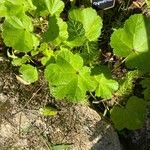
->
(0, 93), (7, 103)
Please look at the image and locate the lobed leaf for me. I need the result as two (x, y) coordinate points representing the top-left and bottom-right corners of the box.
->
(111, 96), (147, 130)
(0, 0), (35, 17)
(91, 66), (118, 99)
(0, 0), (24, 17)
(44, 49), (95, 102)
(44, 0), (64, 16)
(110, 14), (150, 72)
(94, 74), (118, 99)
(69, 8), (102, 41)
(2, 16), (39, 52)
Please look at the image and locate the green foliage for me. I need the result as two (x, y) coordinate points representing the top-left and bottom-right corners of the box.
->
(32, 0), (64, 16)
(91, 66), (119, 99)
(0, 0), (34, 17)
(1, 0), (39, 52)
(50, 17), (68, 46)
(94, 74), (118, 99)
(110, 14), (150, 72)
(52, 144), (70, 150)
(66, 20), (85, 47)
(65, 7), (102, 47)
(39, 43), (54, 66)
(32, 0), (48, 16)
(69, 8), (102, 41)
(43, 16), (59, 42)
(2, 17), (39, 52)
(44, 0), (64, 16)
(19, 64), (38, 83)
(45, 49), (95, 102)
(39, 106), (58, 116)
(111, 14), (148, 57)
(141, 78), (150, 101)
(116, 70), (142, 97)
(111, 96), (147, 130)
(146, 0), (150, 7)
(80, 41), (100, 66)
(0, 0), (149, 132)
(12, 55), (30, 66)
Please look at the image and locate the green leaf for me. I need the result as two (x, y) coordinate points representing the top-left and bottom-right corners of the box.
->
(111, 14), (148, 57)
(52, 17), (68, 46)
(52, 144), (70, 150)
(91, 65), (112, 77)
(67, 20), (85, 41)
(12, 55), (30, 66)
(141, 78), (150, 101)
(110, 14), (150, 72)
(39, 106), (58, 116)
(43, 16), (59, 42)
(94, 74), (118, 99)
(33, 0), (64, 16)
(0, 0), (35, 17)
(126, 51), (150, 73)
(32, 0), (48, 16)
(2, 16), (39, 52)
(111, 96), (147, 130)
(44, 0), (64, 16)
(43, 16), (68, 45)
(39, 43), (54, 65)
(19, 64), (38, 83)
(5, 15), (33, 31)
(0, 0), (24, 17)
(24, 0), (36, 10)
(146, 0), (150, 7)
(91, 66), (118, 99)
(65, 19), (86, 47)
(44, 49), (95, 102)
(80, 41), (100, 66)
(69, 8), (102, 41)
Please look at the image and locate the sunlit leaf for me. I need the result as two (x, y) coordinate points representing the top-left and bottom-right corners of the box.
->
(19, 64), (38, 83)
(45, 49), (95, 102)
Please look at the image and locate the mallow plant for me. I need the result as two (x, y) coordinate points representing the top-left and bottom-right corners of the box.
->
(0, 0), (150, 130)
